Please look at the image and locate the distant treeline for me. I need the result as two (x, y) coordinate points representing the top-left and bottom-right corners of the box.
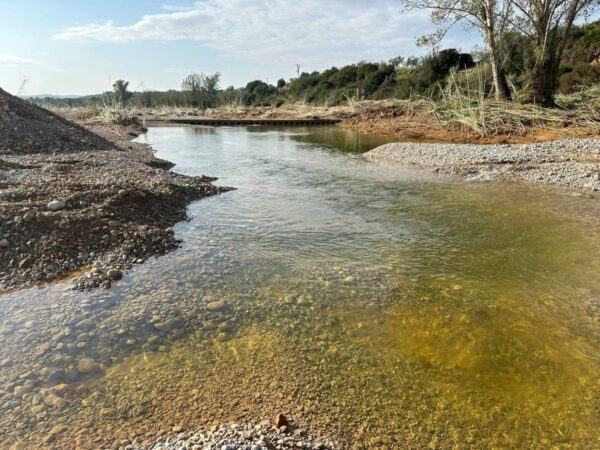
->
(36, 21), (600, 109)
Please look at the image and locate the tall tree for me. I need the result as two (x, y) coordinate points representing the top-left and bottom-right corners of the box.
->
(181, 73), (205, 108)
(511, 0), (599, 105)
(202, 72), (221, 108)
(402, 0), (513, 100)
(181, 72), (221, 109)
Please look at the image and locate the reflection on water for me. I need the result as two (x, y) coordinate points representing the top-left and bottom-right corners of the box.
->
(1, 126), (600, 448)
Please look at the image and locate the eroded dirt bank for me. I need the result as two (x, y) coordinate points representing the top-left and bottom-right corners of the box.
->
(194, 101), (599, 144)
(0, 88), (231, 292)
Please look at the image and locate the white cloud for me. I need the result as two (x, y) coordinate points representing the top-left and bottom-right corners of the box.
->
(53, 0), (455, 68)
(0, 54), (36, 66)
(161, 3), (196, 12)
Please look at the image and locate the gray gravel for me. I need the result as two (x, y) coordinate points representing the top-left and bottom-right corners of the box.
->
(0, 87), (113, 154)
(0, 88), (232, 291)
(139, 423), (336, 450)
(365, 139), (600, 191)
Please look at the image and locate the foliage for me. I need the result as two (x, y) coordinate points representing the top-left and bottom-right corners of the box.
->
(511, 0), (599, 104)
(241, 80), (279, 106)
(112, 80), (132, 106)
(181, 72), (221, 109)
(558, 21), (600, 93)
(30, 21), (600, 111)
(401, 0), (513, 100)
(219, 86), (243, 106)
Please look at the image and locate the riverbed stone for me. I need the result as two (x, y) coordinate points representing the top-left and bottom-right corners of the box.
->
(147, 335), (161, 345)
(44, 394), (67, 408)
(77, 357), (101, 375)
(47, 199), (66, 211)
(13, 385), (32, 398)
(0, 358), (12, 368)
(153, 319), (178, 333)
(106, 268), (123, 280)
(51, 383), (70, 396)
(31, 404), (47, 414)
(44, 424), (67, 443)
(45, 369), (68, 385)
(207, 301), (228, 312)
(75, 318), (96, 331)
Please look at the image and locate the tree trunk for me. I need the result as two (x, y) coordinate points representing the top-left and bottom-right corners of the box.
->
(490, 47), (512, 100)
(525, 50), (560, 106)
(486, 28), (512, 101)
(524, 1), (579, 106)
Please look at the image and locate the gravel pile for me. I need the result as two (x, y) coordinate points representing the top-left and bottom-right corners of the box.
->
(366, 139), (600, 191)
(139, 423), (336, 450)
(0, 89), (232, 291)
(0, 87), (113, 154)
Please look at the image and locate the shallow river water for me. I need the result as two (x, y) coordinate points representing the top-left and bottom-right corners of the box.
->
(2, 126), (600, 449)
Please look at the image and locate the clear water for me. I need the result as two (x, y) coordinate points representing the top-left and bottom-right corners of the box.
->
(1, 126), (600, 449)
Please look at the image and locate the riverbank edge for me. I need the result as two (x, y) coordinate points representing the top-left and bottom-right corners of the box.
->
(194, 101), (600, 145)
(365, 139), (600, 194)
(55, 97), (600, 146)
(0, 124), (234, 292)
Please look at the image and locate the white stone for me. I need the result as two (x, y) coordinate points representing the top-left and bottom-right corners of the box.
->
(47, 199), (66, 211)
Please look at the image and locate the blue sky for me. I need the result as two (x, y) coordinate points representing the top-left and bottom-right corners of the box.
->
(0, 0), (479, 96)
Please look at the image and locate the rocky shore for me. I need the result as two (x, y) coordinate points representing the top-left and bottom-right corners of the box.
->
(366, 139), (600, 191)
(139, 422), (336, 450)
(0, 88), (232, 291)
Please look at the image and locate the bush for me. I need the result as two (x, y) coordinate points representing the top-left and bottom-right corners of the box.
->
(559, 64), (600, 93)
(241, 80), (279, 106)
(559, 21), (600, 93)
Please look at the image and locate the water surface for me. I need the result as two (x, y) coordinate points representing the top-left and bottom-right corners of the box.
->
(1, 126), (600, 449)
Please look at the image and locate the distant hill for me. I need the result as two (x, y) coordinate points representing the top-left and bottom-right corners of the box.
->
(23, 94), (84, 100)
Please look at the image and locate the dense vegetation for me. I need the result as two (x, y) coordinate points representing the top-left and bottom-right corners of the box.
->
(35, 21), (600, 110)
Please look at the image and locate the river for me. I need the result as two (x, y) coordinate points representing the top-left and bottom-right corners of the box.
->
(1, 126), (600, 448)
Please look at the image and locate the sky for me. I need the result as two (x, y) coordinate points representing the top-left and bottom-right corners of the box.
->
(0, 0), (480, 96)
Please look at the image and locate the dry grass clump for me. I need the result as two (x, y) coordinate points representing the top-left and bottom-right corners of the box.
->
(45, 103), (140, 126)
(97, 103), (139, 126)
(202, 102), (338, 120)
(425, 74), (600, 137)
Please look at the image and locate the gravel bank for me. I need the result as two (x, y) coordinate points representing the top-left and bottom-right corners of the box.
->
(365, 139), (600, 191)
(0, 88), (232, 291)
(139, 423), (336, 450)
(0, 88), (113, 154)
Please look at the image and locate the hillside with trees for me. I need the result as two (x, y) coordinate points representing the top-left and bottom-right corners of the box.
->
(35, 20), (600, 112)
